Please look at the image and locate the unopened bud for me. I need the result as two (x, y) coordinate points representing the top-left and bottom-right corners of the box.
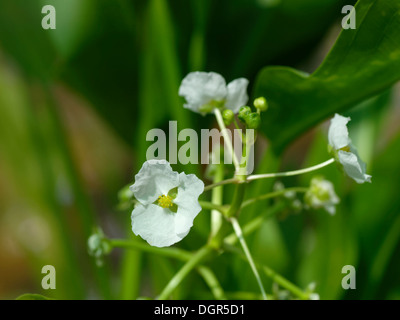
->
(254, 97), (268, 111)
(238, 106), (252, 123)
(245, 112), (261, 129)
(222, 109), (235, 126)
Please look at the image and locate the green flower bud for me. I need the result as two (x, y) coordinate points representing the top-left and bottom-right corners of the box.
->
(245, 112), (261, 129)
(253, 97), (268, 111)
(304, 177), (340, 215)
(88, 228), (112, 266)
(222, 109), (235, 126)
(238, 106), (252, 123)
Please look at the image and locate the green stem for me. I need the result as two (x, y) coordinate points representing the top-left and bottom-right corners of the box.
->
(204, 159), (335, 192)
(204, 178), (241, 192)
(197, 266), (227, 300)
(199, 201), (227, 214)
(262, 265), (309, 300)
(224, 202), (287, 245)
(230, 217), (267, 300)
(210, 162), (225, 237)
(157, 246), (214, 299)
(226, 182), (246, 217)
(109, 239), (192, 261)
(247, 158), (335, 181)
(241, 187), (309, 209)
(214, 108), (240, 171)
(223, 243), (309, 300)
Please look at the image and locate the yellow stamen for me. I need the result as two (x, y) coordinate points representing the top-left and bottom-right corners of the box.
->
(157, 194), (173, 208)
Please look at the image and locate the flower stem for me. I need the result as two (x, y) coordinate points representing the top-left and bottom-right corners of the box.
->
(230, 217), (267, 300)
(204, 178), (241, 192)
(214, 108), (240, 171)
(204, 159), (335, 192)
(109, 239), (192, 261)
(199, 201), (227, 214)
(226, 182), (246, 217)
(261, 265), (309, 300)
(224, 202), (287, 245)
(157, 246), (214, 299)
(241, 187), (309, 209)
(211, 162), (225, 237)
(223, 242), (309, 300)
(247, 158), (335, 181)
(197, 266), (227, 300)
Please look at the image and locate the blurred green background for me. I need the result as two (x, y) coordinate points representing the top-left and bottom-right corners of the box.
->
(1, 0), (400, 300)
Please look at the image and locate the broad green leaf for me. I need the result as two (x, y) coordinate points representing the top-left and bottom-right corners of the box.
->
(16, 293), (54, 300)
(254, 0), (400, 153)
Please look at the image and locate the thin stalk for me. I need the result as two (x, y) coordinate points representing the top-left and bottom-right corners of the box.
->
(224, 202), (287, 245)
(223, 243), (309, 300)
(210, 162), (225, 236)
(157, 246), (213, 299)
(247, 158), (335, 181)
(241, 187), (309, 209)
(197, 266), (227, 300)
(230, 217), (267, 300)
(262, 265), (309, 300)
(204, 158), (334, 192)
(199, 201), (227, 215)
(109, 239), (192, 261)
(226, 183), (246, 217)
(214, 108), (240, 171)
(204, 178), (241, 192)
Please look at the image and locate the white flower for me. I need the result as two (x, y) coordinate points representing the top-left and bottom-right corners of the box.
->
(328, 114), (372, 184)
(179, 71), (249, 115)
(129, 160), (204, 247)
(305, 177), (340, 215)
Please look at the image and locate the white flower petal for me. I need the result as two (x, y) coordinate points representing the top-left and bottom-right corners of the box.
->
(225, 78), (249, 114)
(173, 173), (204, 234)
(328, 114), (351, 150)
(179, 72), (227, 114)
(131, 204), (183, 247)
(338, 149), (372, 184)
(129, 160), (179, 205)
(325, 204), (336, 215)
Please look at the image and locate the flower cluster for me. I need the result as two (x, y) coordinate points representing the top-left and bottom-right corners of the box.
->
(305, 177), (340, 215)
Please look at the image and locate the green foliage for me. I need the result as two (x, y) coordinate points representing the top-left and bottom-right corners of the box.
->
(0, 0), (399, 301)
(254, 0), (400, 153)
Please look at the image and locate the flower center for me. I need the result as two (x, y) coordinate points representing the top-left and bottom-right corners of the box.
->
(157, 194), (174, 208)
(199, 100), (225, 113)
(339, 145), (351, 152)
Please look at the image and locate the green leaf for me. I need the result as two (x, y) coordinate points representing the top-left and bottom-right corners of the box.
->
(16, 293), (54, 300)
(254, 0), (400, 153)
